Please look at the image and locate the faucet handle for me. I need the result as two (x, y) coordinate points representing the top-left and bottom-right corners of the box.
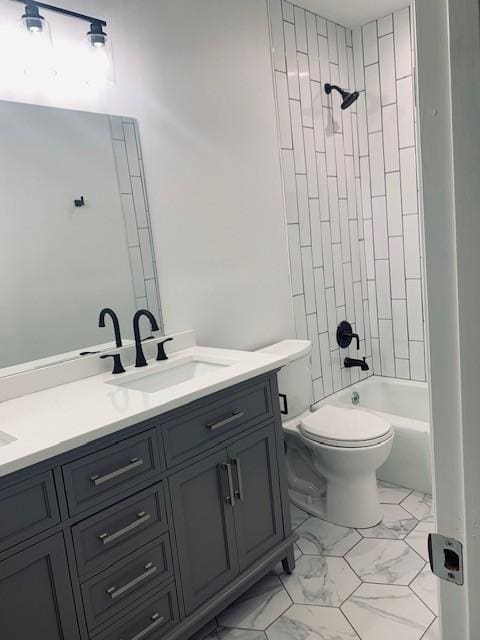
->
(100, 353), (126, 375)
(156, 337), (174, 361)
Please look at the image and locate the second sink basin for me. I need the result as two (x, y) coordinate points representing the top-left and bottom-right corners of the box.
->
(107, 356), (234, 394)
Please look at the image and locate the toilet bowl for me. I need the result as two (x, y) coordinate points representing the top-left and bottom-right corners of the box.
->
(257, 340), (394, 529)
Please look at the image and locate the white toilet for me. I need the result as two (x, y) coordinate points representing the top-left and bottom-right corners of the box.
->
(258, 340), (394, 528)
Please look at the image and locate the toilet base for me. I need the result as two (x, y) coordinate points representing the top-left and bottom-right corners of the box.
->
(285, 428), (392, 529)
(324, 472), (382, 528)
(289, 488), (328, 521)
(289, 476), (382, 528)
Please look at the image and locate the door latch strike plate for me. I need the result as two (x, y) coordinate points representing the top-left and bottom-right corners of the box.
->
(428, 533), (464, 586)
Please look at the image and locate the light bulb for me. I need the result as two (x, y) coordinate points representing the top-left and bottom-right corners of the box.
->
(85, 23), (115, 85)
(19, 5), (55, 79)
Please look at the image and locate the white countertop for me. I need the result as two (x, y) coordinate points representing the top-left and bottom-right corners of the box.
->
(0, 345), (288, 478)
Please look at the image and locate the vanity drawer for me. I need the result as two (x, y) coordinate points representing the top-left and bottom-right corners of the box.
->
(72, 485), (167, 578)
(92, 582), (178, 640)
(63, 430), (162, 516)
(0, 471), (60, 553)
(163, 378), (273, 468)
(82, 534), (173, 630)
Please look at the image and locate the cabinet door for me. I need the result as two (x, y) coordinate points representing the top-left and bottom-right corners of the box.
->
(169, 449), (239, 614)
(228, 424), (283, 571)
(0, 534), (80, 640)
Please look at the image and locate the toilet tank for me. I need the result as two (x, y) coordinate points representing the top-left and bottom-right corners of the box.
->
(257, 340), (312, 420)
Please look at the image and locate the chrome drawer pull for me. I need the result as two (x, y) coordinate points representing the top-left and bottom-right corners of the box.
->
(106, 562), (158, 600)
(90, 457), (144, 486)
(206, 411), (245, 432)
(98, 512), (151, 545)
(222, 463), (236, 507)
(120, 612), (165, 640)
(232, 458), (244, 501)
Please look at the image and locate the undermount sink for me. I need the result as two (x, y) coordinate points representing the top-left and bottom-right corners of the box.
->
(0, 431), (17, 447)
(107, 356), (234, 393)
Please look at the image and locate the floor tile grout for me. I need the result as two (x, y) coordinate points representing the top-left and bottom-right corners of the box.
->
(213, 483), (436, 640)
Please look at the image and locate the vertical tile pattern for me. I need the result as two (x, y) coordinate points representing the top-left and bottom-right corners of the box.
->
(271, 1), (425, 393)
(352, 7), (426, 381)
(270, 0), (372, 402)
(110, 117), (163, 329)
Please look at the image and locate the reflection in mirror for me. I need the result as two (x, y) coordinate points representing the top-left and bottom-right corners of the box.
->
(0, 101), (163, 376)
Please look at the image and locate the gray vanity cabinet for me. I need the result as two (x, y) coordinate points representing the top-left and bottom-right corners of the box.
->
(169, 448), (240, 614)
(0, 372), (295, 640)
(169, 422), (284, 615)
(0, 533), (80, 640)
(228, 424), (283, 572)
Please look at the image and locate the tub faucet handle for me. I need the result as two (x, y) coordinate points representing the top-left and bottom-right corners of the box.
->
(337, 321), (360, 350)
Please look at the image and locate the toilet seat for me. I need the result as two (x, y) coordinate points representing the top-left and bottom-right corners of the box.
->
(300, 404), (392, 449)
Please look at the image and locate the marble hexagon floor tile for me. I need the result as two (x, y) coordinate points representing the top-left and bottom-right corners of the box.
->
(296, 517), (362, 556)
(345, 539), (425, 585)
(405, 518), (435, 561)
(341, 584), (435, 640)
(410, 564), (439, 616)
(401, 492), (434, 521)
(208, 629), (267, 640)
(378, 481), (413, 504)
(290, 502), (310, 529)
(266, 604), (359, 640)
(217, 575), (291, 631)
(360, 504), (418, 539)
(280, 555), (361, 607)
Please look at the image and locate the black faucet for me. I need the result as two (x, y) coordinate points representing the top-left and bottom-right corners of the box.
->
(133, 310), (160, 367)
(99, 308), (122, 348)
(344, 356), (369, 371)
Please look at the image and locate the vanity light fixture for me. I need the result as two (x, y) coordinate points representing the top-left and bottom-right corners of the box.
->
(13, 0), (114, 83)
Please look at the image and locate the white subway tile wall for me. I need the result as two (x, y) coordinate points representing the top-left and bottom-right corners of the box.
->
(269, 0), (373, 402)
(355, 7), (427, 381)
(269, 0), (426, 399)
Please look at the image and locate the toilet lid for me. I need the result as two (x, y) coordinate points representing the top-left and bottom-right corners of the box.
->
(300, 404), (392, 448)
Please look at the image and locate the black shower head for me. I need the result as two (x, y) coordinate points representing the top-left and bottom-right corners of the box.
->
(324, 83), (359, 110)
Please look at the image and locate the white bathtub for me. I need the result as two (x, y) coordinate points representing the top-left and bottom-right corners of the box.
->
(315, 376), (432, 494)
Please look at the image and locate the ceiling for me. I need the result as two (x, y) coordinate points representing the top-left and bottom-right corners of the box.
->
(292, 0), (410, 28)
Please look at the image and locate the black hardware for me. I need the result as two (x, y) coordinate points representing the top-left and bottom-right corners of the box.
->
(15, 1), (107, 27)
(279, 393), (289, 415)
(324, 83), (359, 110)
(156, 337), (173, 361)
(16, 2), (109, 50)
(74, 196), (85, 207)
(86, 21), (108, 46)
(22, 2), (44, 31)
(79, 350), (100, 356)
(100, 353), (125, 375)
(133, 310), (160, 367)
(344, 356), (369, 371)
(99, 308), (123, 348)
(337, 321), (360, 350)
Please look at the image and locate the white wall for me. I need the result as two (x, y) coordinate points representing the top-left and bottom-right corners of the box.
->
(0, 0), (294, 351)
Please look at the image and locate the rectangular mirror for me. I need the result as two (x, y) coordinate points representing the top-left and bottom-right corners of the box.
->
(0, 101), (163, 377)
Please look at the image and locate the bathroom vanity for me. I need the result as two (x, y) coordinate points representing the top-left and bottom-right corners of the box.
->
(0, 96), (295, 640)
(0, 358), (295, 640)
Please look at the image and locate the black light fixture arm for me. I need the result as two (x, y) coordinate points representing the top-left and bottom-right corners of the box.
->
(13, 0), (107, 27)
